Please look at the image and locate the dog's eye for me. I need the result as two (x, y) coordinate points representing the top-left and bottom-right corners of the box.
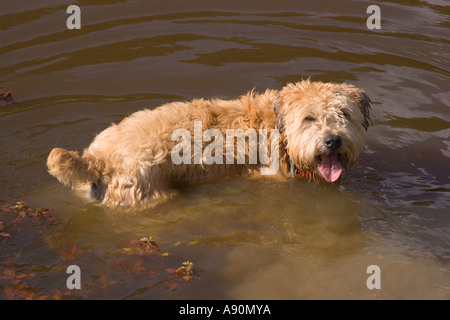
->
(342, 111), (351, 119)
(304, 115), (316, 122)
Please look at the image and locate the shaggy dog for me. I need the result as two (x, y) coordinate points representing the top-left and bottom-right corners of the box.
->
(47, 80), (371, 208)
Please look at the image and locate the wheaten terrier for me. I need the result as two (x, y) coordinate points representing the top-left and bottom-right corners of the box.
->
(47, 80), (371, 208)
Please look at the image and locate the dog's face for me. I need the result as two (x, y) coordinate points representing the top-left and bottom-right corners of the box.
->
(275, 80), (371, 182)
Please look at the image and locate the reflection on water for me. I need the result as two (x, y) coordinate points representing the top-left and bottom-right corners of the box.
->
(0, 0), (449, 299)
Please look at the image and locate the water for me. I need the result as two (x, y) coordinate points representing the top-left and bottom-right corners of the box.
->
(0, 0), (449, 299)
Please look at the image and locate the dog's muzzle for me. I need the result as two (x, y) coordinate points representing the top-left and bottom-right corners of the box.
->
(323, 134), (342, 151)
(318, 135), (343, 182)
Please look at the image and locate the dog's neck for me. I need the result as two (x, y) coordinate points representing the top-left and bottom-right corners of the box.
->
(272, 98), (312, 179)
(272, 98), (290, 176)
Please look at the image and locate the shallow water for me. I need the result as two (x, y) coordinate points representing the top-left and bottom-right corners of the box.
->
(0, 0), (449, 299)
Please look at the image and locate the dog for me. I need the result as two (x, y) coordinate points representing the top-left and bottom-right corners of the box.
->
(47, 80), (372, 208)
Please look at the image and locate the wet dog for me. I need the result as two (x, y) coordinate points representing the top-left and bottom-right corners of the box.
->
(47, 80), (371, 208)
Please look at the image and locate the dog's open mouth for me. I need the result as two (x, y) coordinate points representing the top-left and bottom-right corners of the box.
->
(317, 153), (343, 182)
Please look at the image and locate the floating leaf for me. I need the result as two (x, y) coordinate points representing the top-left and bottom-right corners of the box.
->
(59, 244), (85, 261)
(175, 261), (195, 282)
(13, 201), (27, 212)
(182, 261), (193, 267)
(124, 236), (162, 255)
(0, 201), (56, 242)
(0, 87), (14, 104)
(32, 208), (55, 223)
(165, 268), (177, 274)
(166, 282), (179, 290)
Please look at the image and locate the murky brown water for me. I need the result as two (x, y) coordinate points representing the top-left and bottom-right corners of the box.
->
(1, 0), (449, 300)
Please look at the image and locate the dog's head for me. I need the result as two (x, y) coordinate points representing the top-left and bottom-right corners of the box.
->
(274, 80), (372, 182)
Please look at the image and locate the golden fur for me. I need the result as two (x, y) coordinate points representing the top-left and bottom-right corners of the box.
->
(47, 80), (371, 208)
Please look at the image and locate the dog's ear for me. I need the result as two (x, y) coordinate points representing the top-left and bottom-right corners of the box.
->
(357, 91), (372, 131)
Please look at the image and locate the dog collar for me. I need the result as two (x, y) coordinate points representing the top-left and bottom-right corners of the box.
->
(274, 101), (311, 180)
(290, 161), (312, 179)
(289, 161), (296, 177)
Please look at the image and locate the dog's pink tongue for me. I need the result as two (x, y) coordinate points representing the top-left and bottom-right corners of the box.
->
(319, 153), (342, 182)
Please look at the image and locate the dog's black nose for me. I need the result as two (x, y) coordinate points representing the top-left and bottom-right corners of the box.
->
(324, 135), (342, 150)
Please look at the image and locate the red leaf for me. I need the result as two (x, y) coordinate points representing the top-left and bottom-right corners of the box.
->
(165, 268), (177, 274)
(59, 244), (85, 261)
